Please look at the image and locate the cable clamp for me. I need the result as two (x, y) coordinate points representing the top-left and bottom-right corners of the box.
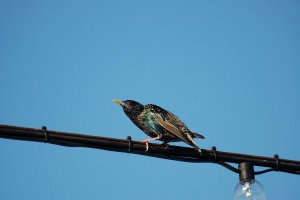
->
(127, 136), (133, 152)
(273, 154), (280, 171)
(42, 126), (48, 142)
(211, 146), (217, 161)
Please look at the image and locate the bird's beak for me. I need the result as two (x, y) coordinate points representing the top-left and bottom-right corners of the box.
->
(113, 99), (125, 106)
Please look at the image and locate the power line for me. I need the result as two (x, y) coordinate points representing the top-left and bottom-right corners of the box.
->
(0, 124), (299, 175)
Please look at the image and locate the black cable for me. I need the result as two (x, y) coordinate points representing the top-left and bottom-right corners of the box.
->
(0, 124), (300, 176)
(215, 161), (240, 173)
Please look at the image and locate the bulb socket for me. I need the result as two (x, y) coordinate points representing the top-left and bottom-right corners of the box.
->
(239, 162), (255, 182)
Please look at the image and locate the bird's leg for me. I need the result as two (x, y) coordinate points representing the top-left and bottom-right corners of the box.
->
(142, 135), (161, 152)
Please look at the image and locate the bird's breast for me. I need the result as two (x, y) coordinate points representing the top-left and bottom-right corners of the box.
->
(138, 112), (161, 134)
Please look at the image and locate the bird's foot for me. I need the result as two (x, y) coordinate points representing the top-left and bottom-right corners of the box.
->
(162, 142), (169, 149)
(142, 136), (161, 152)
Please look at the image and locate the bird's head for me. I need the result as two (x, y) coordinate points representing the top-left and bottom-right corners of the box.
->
(113, 99), (144, 116)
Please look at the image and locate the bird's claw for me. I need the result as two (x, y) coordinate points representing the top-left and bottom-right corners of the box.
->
(162, 142), (169, 149)
(145, 141), (149, 152)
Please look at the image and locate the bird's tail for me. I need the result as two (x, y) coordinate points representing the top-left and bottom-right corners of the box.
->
(192, 143), (202, 156)
(191, 131), (205, 139)
(187, 133), (203, 156)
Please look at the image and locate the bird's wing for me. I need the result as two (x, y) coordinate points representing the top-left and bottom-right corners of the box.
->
(155, 117), (182, 137)
(146, 104), (203, 155)
(191, 131), (205, 139)
(149, 105), (195, 145)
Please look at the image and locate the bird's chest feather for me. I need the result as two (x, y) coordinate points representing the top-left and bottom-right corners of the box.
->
(138, 111), (164, 136)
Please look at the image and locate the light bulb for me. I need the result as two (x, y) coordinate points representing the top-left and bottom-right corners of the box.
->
(233, 180), (266, 200)
(233, 162), (266, 200)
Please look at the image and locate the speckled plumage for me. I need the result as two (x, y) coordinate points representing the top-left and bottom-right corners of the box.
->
(113, 99), (205, 154)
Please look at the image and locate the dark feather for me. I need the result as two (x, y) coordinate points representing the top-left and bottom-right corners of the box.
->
(191, 132), (205, 139)
(114, 100), (205, 155)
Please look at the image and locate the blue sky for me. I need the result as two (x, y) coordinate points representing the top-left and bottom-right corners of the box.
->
(1, 1), (299, 199)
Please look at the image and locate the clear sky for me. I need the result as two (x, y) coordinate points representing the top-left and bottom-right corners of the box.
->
(1, 1), (299, 200)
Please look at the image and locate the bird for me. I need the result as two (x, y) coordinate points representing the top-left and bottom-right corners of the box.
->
(113, 99), (205, 155)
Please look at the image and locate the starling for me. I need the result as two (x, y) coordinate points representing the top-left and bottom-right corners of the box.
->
(113, 99), (205, 155)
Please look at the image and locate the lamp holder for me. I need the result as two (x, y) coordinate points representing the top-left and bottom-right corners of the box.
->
(239, 162), (255, 182)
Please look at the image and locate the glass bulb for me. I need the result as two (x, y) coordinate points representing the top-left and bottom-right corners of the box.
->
(233, 180), (266, 200)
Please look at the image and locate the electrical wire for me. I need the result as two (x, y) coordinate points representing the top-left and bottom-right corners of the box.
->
(0, 124), (300, 176)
